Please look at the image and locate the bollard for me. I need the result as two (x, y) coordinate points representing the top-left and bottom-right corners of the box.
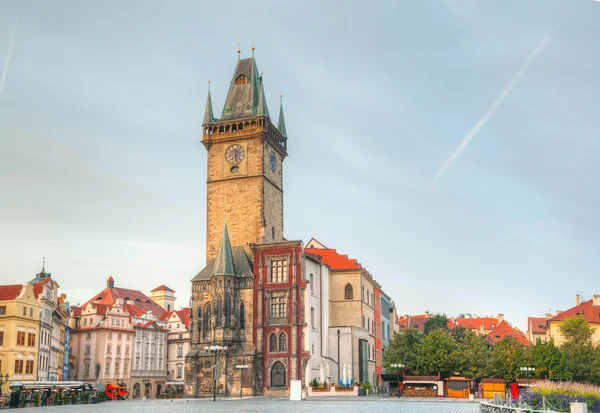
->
(571, 402), (588, 413)
(543, 396), (547, 411)
(519, 395), (523, 409)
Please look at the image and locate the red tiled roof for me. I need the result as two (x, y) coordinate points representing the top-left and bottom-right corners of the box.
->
(451, 317), (499, 330)
(527, 317), (548, 335)
(160, 308), (191, 329)
(81, 286), (165, 317)
(304, 248), (361, 271)
(548, 299), (600, 325)
(397, 315), (429, 332)
(487, 321), (530, 346)
(150, 285), (174, 293)
(0, 284), (24, 301)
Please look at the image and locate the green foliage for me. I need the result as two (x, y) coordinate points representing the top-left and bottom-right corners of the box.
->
(310, 378), (319, 388)
(560, 316), (595, 345)
(458, 331), (490, 380)
(451, 326), (468, 344)
(416, 329), (460, 376)
(424, 314), (449, 336)
(485, 335), (530, 382)
(531, 339), (572, 380)
(383, 328), (422, 374)
(563, 341), (599, 383)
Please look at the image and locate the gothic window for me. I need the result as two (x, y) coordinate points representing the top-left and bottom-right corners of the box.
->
(310, 308), (315, 326)
(203, 305), (211, 338)
(271, 362), (286, 388)
(279, 333), (287, 352)
(269, 333), (278, 352)
(235, 74), (248, 85)
(269, 259), (288, 283)
(225, 296), (231, 328)
(345, 283), (353, 299)
(239, 302), (245, 329)
(216, 297), (222, 327)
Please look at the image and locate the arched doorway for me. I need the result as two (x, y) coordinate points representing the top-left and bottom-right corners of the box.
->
(144, 383), (151, 398)
(156, 384), (162, 398)
(271, 361), (286, 388)
(133, 383), (140, 399)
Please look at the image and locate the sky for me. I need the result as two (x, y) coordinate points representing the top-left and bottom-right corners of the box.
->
(0, 0), (599, 331)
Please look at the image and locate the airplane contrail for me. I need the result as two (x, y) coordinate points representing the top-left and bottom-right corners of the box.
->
(0, 15), (19, 97)
(433, 28), (556, 182)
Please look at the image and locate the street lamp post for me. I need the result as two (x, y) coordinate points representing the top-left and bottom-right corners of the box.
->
(519, 367), (534, 388)
(390, 363), (405, 399)
(205, 345), (227, 402)
(235, 364), (248, 399)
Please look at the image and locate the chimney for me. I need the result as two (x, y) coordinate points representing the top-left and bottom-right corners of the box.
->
(593, 295), (600, 307)
(576, 294), (581, 306)
(498, 313), (504, 323)
(425, 311), (430, 317)
(545, 313), (552, 318)
(107, 275), (115, 289)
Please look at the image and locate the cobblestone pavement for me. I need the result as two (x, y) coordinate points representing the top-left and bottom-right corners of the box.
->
(33, 397), (481, 413)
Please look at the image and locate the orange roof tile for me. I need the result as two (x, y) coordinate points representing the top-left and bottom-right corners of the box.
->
(0, 284), (23, 301)
(528, 317), (548, 335)
(548, 299), (600, 325)
(160, 308), (191, 329)
(453, 317), (499, 330)
(151, 285), (175, 293)
(305, 248), (361, 271)
(487, 321), (530, 346)
(81, 286), (165, 317)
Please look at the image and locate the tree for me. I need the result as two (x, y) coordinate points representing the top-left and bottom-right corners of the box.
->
(383, 329), (422, 374)
(485, 336), (530, 383)
(560, 316), (594, 345)
(458, 331), (490, 380)
(416, 329), (459, 377)
(451, 326), (468, 344)
(424, 314), (449, 335)
(530, 339), (571, 380)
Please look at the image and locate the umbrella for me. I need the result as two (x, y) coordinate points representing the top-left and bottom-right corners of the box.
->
(319, 365), (324, 384)
(347, 366), (352, 385)
(326, 365), (330, 382)
(342, 364), (347, 386)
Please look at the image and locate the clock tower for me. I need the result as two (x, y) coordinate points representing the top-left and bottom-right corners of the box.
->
(202, 55), (288, 263)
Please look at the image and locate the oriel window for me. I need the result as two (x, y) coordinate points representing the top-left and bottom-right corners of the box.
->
(269, 259), (288, 283)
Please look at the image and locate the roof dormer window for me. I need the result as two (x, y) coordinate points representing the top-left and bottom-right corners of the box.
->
(235, 75), (248, 85)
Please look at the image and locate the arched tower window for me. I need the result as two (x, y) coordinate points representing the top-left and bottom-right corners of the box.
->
(269, 333), (278, 352)
(239, 302), (245, 329)
(235, 74), (249, 85)
(216, 297), (222, 328)
(279, 333), (287, 352)
(204, 304), (211, 338)
(344, 283), (353, 300)
(225, 296), (231, 328)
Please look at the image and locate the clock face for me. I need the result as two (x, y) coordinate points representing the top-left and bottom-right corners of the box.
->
(269, 151), (277, 171)
(225, 144), (245, 165)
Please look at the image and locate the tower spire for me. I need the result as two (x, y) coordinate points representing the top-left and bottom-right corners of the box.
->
(278, 94), (287, 137)
(212, 219), (236, 277)
(237, 39), (241, 61)
(256, 75), (270, 118)
(203, 81), (214, 124)
(251, 36), (255, 58)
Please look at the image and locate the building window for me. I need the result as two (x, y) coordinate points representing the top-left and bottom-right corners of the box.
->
(22, 307), (27, 316)
(239, 302), (245, 329)
(107, 344), (112, 354)
(271, 362), (286, 388)
(84, 363), (90, 377)
(362, 316), (365, 328)
(177, 345), (183, 357)
(117, 345), (121, 354)
(124, 361), (129, 373)
(269, 259), (288, 283)
(269, 333), (278, 352)
(85, 345), (91, 354)
(16, 331), (25, 346)
(279, 333), (287, 352)
(216, 297), (222, 328)
(203, 305), (211, 338)
(345, 284), (353, 299)
(225, 296), (232, 328)
(0, 306), (6, 315)
(105, 361), (110, 375)
(27, 333), (36, 347)
(118, 333), (122, 340)
(310, 307), (315, 327)
(14, 360), (23, 374)
(29, 308), (33, 317)
(0, 331), (3, 345)
(235, 74), (249, 85)
(177, 365), (183, 378)
(310, 274), (314, 292)
(361, 287), (364, 301)
(84, 319), (88, 326)
(270, 296), (287, 318)
(115, 361), (120, 374)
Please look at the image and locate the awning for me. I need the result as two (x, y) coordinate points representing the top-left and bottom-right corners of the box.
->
(165, 382), (184, 386)
(185, 350), (199, 358)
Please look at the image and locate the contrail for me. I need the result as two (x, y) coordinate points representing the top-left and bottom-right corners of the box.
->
(0, 15), (19, 97)
(434, 28), (556, 182)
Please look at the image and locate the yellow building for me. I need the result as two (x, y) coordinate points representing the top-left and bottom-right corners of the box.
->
(546, 295), (600, 346)
(0, 283), (41, 394)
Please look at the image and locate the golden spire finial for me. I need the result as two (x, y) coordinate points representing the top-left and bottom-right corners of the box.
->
(252, 36), (255, 57)
(237, 39), (241, 60)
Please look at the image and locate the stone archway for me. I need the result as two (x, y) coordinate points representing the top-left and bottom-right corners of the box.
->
(156, 384), (162, 398)
(144, 383), (151, 398)
(133, 383), (140, 399)
(271, 361), (286, 388)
